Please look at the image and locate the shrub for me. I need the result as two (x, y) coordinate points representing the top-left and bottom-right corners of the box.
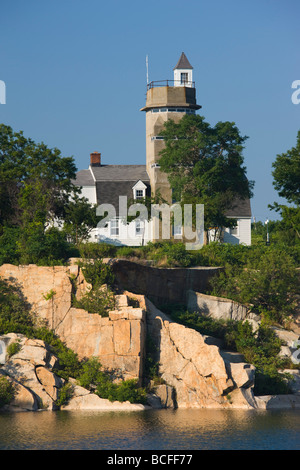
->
(7, 340), (21, 358)
(18, 225), (76, 266)
(208, 248), (299, 324)
(79, 258), (115, 288)
(0, 279), (36, 336)
(55, 383), (74, 407)
(96, 378), (147, 404)
(78, 357), (105, 390)
(76, 357), (147, 404)
(0, 377), (16, 408)
(73, 286), (115, 316)
(0, 226), (21, 265)
(79, 242), (117, 259)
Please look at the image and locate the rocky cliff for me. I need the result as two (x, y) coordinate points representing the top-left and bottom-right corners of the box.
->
(0, 262), (299, 411)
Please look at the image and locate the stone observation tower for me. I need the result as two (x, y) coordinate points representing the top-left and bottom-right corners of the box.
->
(140, 52), (201, 204)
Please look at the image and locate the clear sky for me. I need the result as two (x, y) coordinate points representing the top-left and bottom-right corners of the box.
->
(1, 0), (299, 222)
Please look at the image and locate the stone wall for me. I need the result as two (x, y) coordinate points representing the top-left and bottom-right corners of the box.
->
(106, 258), (222, 305)
(186, 290), (260, 323)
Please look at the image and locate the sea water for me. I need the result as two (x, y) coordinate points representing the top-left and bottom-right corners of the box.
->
(0, 408), (299, 450)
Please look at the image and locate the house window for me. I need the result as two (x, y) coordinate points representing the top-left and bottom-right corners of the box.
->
(173, 224), (182, 237)
(135, 189), (144, 200)
(181, 73), (188, 84)
(230, 224), (239, 236)
(110, 219), (119, 236)
(135, 220), (144, 236)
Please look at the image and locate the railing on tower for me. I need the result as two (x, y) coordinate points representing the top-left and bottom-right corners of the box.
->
(147, 80), (195, 90)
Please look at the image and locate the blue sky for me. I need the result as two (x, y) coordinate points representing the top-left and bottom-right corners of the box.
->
(1, 0), (299, 222)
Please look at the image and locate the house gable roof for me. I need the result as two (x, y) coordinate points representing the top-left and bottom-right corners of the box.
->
(73, 168), (94, 186)
(91, 165), (150, 182)
(225, 197), (252, 218)
(132, 179), (147, 190)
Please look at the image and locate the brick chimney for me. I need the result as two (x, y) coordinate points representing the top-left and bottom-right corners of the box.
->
(90, 151), (101, 167)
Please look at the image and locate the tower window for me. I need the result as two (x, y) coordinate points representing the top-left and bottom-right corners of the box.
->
(181, 73), (188, 84)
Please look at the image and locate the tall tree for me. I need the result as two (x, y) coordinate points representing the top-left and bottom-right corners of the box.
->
(272, 130), (300, 205)
(270, 130), (300, 241)
(0, 124), (78, 231)
(158, 114), (254, 239)
(63, 194), (100, 244)
(0, 124), (100, 263)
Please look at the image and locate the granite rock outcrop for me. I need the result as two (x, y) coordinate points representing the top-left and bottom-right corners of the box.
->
(1, 262), (300, 411)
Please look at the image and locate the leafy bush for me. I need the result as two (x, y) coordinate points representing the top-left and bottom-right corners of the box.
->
(0, 377), (16, 408)
(7, 340), (21, 357)
(140, 241), (193, 267)
(0, 224), (78, 266)
(0, 226), (21, 265)
(116, 246), (138, 258)
(79, 258), (115, 288)
(0, 278), (37, 336)
(96, 378), (147, 404)
(79, 242), (117, 259)
(78, 357), (105, 390)
(73, 286), (115, 316)
(208, 248), (299, 324)
(55, 383), (74, 407)
(77, 357), (147, 404)
(74, 259), (116, 316)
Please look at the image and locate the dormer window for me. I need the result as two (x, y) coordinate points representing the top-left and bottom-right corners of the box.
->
(135, 190), (144, 200)
(132, 180), (147, 201)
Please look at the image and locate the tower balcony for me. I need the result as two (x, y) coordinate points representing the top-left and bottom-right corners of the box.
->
(141, 80), (201, 112)
(147, 79), (195, 90)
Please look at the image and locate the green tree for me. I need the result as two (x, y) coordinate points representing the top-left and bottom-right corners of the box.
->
(0, 124), (99, 263)
(270, 130), (300, 241)
(272, 130), (300, 205)
(63, 194), (100, 244)
(0, 124), (78, 231)
(158, 115), (254, 241)
(209, 248), (299, 324)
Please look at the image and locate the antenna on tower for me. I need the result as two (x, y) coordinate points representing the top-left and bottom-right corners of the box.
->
(146, 55), (149, 85)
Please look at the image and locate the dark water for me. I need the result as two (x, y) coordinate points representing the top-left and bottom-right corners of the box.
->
(0, 408), (299, 450)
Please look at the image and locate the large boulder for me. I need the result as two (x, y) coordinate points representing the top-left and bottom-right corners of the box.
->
(0, 334), (63, 410)
(144, 297), (258, 409)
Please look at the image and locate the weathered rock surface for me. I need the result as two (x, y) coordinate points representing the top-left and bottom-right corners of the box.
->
(187, 290), (260, 325)
(0, 264), (146, 382)
(255, 394), (300, 409)
(142, 296), (258, 409)
(1, 262), (299, 411)
(0, 334), (63, 411)
(0, 334), (148, 412)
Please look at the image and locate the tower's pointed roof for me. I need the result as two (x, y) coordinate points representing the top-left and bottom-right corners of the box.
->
(173, 52), (193, 70)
